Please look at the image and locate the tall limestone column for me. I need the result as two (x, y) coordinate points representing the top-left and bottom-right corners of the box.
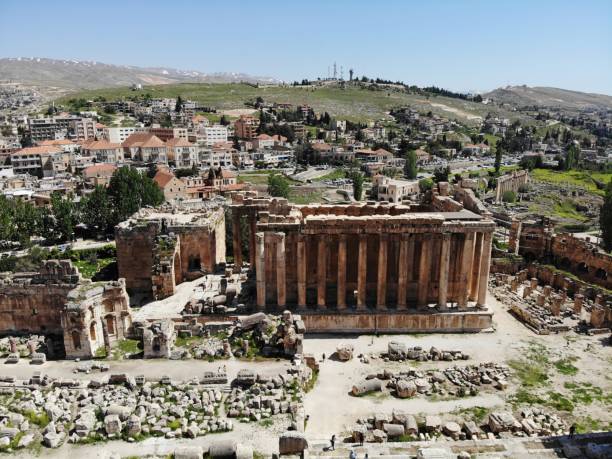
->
(397, 234), (410, 310)
(469, 232), (483, 301)
(276, 233), (286, 308)
(337, 234), (347, 309)
(248, 212), (257, 268)
(357, 234), (367, 310)
(477, 232), (493, 308)
(376, 234), (388, 309)
(232, 212), (242, 273)
(255, 232), (266, 310)
(317, 235), (327, 308)
(458, 232), (475, 309)
(297, 234), (306, 308)
(417, 234), (431, 308)
(438, 233), (451, 310)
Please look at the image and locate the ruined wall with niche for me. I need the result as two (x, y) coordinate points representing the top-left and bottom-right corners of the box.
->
(0, 260), (132, 358)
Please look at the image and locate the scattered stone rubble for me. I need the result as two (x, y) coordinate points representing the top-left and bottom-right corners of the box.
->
(225, 366), (311, 427)
(0, 373), (227, 450)
(351, 362), (510, 399)
(351, 407), (567, 444)
(491, 272), (608, 334)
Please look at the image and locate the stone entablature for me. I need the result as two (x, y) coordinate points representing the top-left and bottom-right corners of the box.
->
(0, 260), (132, 358)
(115, 206), (226, 299)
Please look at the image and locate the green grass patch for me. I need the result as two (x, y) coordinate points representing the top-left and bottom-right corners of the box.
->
(259, 418), (274, 428)
(552, 199), (588, 222)
(546, 392), (574, 412)
(554, 357), (579, 375)
(531, 169), (611, 197)
(313, 169), (346, 182)
(509, 342), (549, 387)
(167, 419), (181, 430)
(574, 416), (612, 434)
(453, 406), (489, 423)
(288, 189), (325, 204)
(22, 409), (50, 427)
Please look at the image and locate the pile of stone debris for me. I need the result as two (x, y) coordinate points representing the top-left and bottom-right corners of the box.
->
(0, 372), (232, 451)
(225, 369), (309, 424)
(351, 408), (567, 443)
(352, 363), (510, 399)
(384, 342), (469, 362)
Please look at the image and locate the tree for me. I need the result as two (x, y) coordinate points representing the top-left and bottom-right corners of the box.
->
(107, 166), (163, 224)
(349, 171), (364, 201)
(419, 178), (434, 193)
(502, 190), (517, 203)
(80, 186), (113, 237)
(267, 174), (291, 199)
(564, 144), (580, 171)
(494, 144), (503, 176)
(404, 150), (418, 179)
(601, 178), (612, 252)
(175, 95), (183, 112)
(432, 166), (450, 183)
(49, 192), (77, 243)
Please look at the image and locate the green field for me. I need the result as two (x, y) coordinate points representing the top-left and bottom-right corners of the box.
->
(56, 82), (517, 124)
(531, 169), (611, 196)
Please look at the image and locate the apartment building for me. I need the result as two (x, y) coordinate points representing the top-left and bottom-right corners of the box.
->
(148, 127), (188, 142)
(103, 126), (137, 143)
(28, 116), (95, 141)
(201, 125), (228, 146)
(234, 115), (260, 140)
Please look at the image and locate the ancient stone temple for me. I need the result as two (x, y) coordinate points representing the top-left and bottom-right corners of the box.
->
(231, 190), (495, 333)
(0, 260), (132, 358)
(115, 206), (226, 300)
(495, 170), (529, 203)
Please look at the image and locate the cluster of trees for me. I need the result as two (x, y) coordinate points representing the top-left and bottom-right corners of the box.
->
(422, 86), (482, 102)
(267, 174), (291, 199)
(0, 167), (163, 246)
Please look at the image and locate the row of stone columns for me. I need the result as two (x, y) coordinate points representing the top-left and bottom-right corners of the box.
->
(255, 229), (493, 311)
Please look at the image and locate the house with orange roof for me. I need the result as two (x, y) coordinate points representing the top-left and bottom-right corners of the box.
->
(153, 168), (186, 202)
(81, 139), (124, 163)
(122, 133), (168, 163)
(82, 164), (117, 187)
(166, 138), (197, 168)
(37, 139), (79, 153)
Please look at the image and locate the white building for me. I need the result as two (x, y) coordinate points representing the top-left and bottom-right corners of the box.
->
(372, 175), (420, 203)
(201, 125), (228, 146)
(103, 126), (137, 143)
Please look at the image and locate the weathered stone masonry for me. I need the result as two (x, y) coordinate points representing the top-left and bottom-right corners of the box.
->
(0, 260), (132, 358)
(116, 207), (226, 300)
(231, 195), (495, 333)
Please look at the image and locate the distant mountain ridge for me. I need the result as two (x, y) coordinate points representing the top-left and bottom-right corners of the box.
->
(0, 57), (281, 90)
(484, 85), (612, 111)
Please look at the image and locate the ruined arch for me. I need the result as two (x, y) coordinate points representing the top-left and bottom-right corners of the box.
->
(576, 262), (589, 274)
(103, 299), (115, 314)
(71, 330), (81, 350)
(523, 252), (536, 263)
(559, 257), (572, 270)
(595, 268), (607, 280)
(105, 316), (116, 335)
(89, 322), (97, 341)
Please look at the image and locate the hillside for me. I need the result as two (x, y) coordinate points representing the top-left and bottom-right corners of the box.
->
(56, 82), (520, 124)
(485, 85), (612, 111)
(0, 57), (279, 90)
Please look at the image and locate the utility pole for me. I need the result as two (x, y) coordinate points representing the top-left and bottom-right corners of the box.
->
(333, 62), (337, 80)
(349, 68), (354, 81)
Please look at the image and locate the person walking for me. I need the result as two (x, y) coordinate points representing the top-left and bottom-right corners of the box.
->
(330, 434), (336, 451)
(349, 450), (356, 459)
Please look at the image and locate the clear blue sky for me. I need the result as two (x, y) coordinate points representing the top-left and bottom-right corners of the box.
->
(1, 0), (611, 94)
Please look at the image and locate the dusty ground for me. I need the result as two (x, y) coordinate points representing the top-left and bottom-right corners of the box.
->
(3, 290), (611, 458)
